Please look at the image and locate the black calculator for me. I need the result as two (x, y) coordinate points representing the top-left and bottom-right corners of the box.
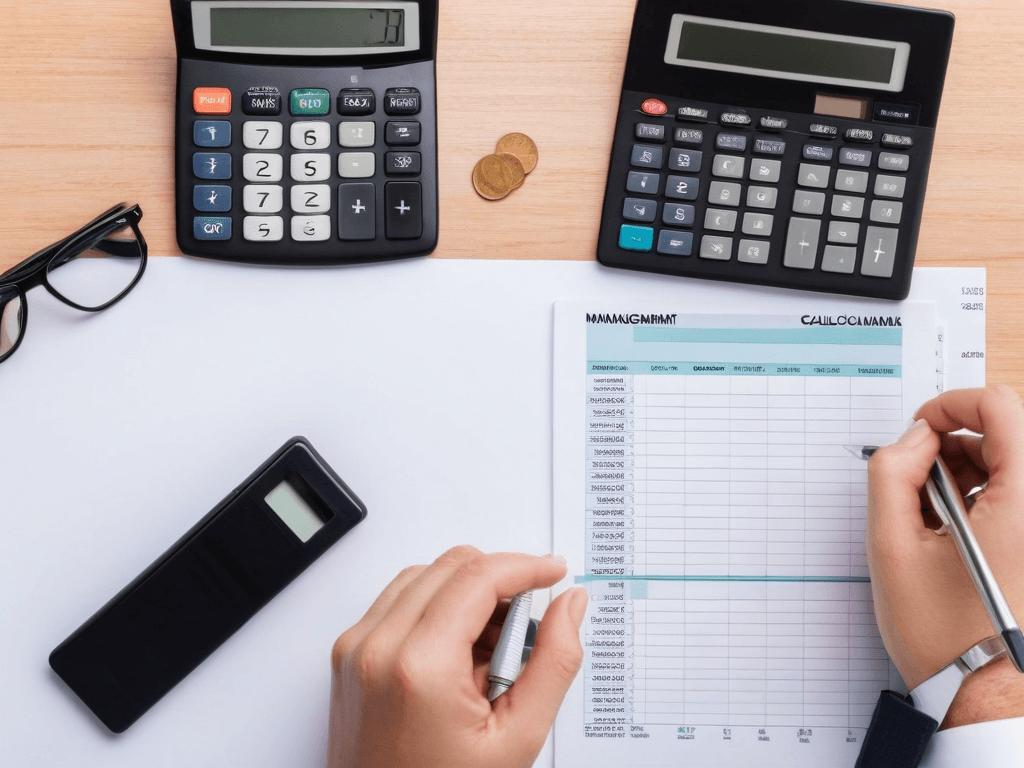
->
(171, 0), (437, 265)
(597, 0), (954, 299)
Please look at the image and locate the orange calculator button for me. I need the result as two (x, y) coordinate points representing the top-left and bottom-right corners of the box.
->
(193, 87), (232, 115)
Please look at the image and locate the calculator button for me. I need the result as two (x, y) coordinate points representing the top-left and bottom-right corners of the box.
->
(881, 133), (914, 149)
(742, 212), (773, 236)
(385, 182), (423, 239)
(822, 245), (857, 274)
(663, 203), (695, 226)
(879, 152), (911, 172)
(193, 121), (231, 147)
(626, 171), (660, 195)
(243, 216), (284, 242)
(870, 200), (903, 224)
(844, 128), (875, 143)
(242, 87), (282, 116)
(338, 183), (376, 240)
(749, 158), (781, 183)
(243, 153), (283, 182)
(753, 139), (785, 155)
(712, 155), (744, 179)
(715, 133), (747, 152)
(291, 153), (331, 182)
(636, 123), (666, 142)
(193, 87), (231, 115)
(385, 151), (421, 175)
(708, 181), (741, 207)
(797, 163), (829, 188)
(874, 174), (907, 199)
(631, 144), (663, 169)
(747, 186), (778, 209)
(338, 88), (375, 116)
(828, 221), (860, 244)
(802, 144), (833, 162)
(720, 112), (751, 127)
(623, 198), (657, 223)
(619, 225), (653, 251)
(291, 121), (331, 150)
(758, 116), (788, 132)
(665, 175), (699, 200)
(704, 208), (737, 232)
(738, 239), (770, 264)
(339, 152), (375, 178)
(657, 230), (693, 256)
(640, 98), (668, 116)
(339, 121), (375, 148)
(242, 121), (283, 150)
(861, 227), (899, 278)
(193, 216), (231, 240)
(290, 88), (331, 116)
(193, 152), (231, 179)
(193, 185), (231, 212)
(385, 121), (421, 146)
(291, 215), (331, 241)
(839, 147), (872, 167)
(834, 169), (869, 194)
(809, 123), (839, 139)
(384, 87), (421, 116)
(793, 191), (825, 216)
(676, 106), (709, 122)
(291, 184), (331, 214)
(674, 127), (704, 144)
(669, 148), (702, 172)
(700, 235), (732, 260)
(832, 195), (865, 219)
(784, 218), (821, 269)
(243, 185), (284, 213)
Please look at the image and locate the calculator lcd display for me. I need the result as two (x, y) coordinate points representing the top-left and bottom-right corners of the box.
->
(191, 1), (421, 56)
(664, 14), (909, 92)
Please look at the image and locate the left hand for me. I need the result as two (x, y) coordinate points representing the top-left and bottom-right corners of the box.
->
(326, 546), (589, 768)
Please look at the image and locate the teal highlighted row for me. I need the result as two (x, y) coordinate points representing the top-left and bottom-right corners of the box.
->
(574, 574), (871, 584)
(635, 326), (902, 346)
(587, 362), (901, 377)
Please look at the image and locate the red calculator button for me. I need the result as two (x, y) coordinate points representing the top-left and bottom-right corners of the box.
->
(193, 87), (232, 115)
(641, 98), (668, 116)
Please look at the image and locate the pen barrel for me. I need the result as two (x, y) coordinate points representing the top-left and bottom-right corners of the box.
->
(489, 591), (533, 685)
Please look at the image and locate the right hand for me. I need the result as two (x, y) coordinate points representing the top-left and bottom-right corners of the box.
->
(866, 385), (1024, 724)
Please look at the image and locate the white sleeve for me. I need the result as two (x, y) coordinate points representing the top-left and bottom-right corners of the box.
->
(919, 717), (1024, 767)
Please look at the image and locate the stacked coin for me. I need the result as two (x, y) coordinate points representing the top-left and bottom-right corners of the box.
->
(472, 133), (539, 200)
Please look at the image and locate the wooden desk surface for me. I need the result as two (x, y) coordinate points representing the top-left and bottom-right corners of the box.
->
(2, 0), (1021, 388)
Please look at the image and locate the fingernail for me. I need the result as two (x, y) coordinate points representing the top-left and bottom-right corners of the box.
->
(893, 418), (931, 447)
(543, 553), (568, 566)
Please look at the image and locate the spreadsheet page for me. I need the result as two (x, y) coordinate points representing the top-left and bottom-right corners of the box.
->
(553, 302), (936, 767)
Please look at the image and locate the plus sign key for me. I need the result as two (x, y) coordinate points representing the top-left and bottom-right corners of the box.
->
(385, 182), (422, 239)
(338, 183), (376, 241)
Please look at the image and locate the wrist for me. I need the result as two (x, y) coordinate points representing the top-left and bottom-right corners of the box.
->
(942, 656), (1024, 729)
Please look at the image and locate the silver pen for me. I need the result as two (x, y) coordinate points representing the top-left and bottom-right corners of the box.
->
(855, 445), (1024, 672)
(487, 590), (533, 701)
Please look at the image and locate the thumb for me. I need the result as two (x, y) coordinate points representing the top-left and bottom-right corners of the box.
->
(493, 587), (587, 749)
(867, 419), (941, 543)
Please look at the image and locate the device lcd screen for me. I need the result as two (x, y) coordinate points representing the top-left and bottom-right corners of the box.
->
(265, 478), (327, 542)
(192, 1), (420, 55)
(664, 14), (909, 92)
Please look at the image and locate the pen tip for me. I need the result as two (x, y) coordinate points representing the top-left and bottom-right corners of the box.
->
(487, 681), (509, 701)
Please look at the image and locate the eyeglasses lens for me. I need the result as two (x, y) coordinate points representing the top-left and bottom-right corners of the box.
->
(0, 290), (25, 360)
(46, 223), (144, 309)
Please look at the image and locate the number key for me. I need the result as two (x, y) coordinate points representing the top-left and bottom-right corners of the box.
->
(290, 153), (331, 181)
(290, 121), (331, 150)
(242, 121), (283, 149)
(243, 184), (283, 213)
(290, 184), (331, 213)
(242, 153), (283, 182)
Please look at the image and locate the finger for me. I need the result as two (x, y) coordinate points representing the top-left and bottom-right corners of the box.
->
(410, 553), (568, 660)
(492, 588), (588, 752)
(867, 419), (941, 542)
(338, 564), (426, 645)
(940, 432), (986, 474)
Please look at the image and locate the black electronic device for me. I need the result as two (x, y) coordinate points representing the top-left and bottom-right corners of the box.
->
(171, 0), (438, 265)
(49, 437), (366, 733)
(597, 0), (954, 299)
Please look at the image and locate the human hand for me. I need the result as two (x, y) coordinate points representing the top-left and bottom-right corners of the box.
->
(866, 385), (1024, 724)
(326, 546), (589, 768)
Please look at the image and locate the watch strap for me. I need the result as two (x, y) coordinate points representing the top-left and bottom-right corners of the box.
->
(855, 690), (938, 768)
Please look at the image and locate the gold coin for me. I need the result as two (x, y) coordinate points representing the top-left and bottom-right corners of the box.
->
(472, 154), (514, 200)
(496, 152), (526, 189)
(495, 132), (538, 174)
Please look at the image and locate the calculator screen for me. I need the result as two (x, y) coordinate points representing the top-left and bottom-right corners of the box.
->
(191, 1), (421, 56)
(664, 15), (909, 92)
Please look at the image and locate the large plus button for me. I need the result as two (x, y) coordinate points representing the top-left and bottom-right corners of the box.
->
(338, 183), (376, 241)
(385, 182), (422, 239)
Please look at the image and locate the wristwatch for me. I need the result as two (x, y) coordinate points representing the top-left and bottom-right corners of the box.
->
(909, 636), (1008, 721)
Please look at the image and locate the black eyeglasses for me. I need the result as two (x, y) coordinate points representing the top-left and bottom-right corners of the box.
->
(0, 203), (147, 365)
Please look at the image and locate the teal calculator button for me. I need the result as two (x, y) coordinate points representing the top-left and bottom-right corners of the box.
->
(619, 224), (653, 251)
(290, 88), (331, 116)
